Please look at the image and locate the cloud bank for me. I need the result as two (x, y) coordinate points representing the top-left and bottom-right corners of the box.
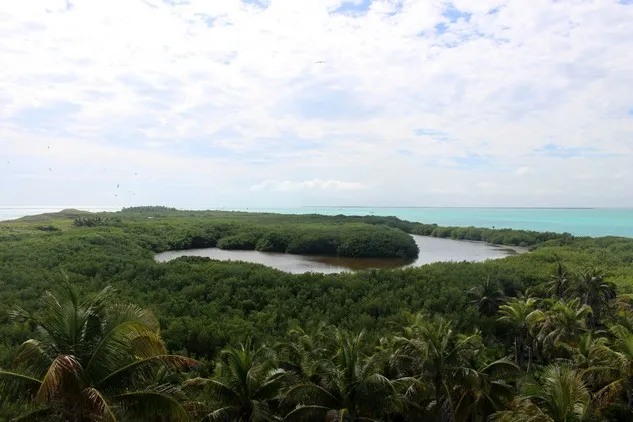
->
(1, 0), (632, 207)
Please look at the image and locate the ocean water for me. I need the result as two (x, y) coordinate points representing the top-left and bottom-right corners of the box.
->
(1, 206), (632, 238)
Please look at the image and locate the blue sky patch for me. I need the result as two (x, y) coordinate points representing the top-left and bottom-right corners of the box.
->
(534, 144), (603, 158)
(442, 3), (472, 23)
(118, 75), (180, 103)
(332, 0), (372, 15)
(413, 128), (451, 141)
(195, 13), (215, 27)
(435, 22), (448, 35)
(11, 101), (81, 133)
(488, 6), (502, 15)
(289, 87), (376, 120)
(414, 128), (443, 136)
(450, 154), (491, 169)
(242, 0), (270, 9)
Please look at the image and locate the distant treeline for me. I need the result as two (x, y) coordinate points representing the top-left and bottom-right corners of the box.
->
(121, 205), (179, 213)
(114, 208), (577, 249)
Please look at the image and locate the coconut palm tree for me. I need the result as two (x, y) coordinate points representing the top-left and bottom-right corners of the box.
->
(0, 283), (196, 421)
(535, 299), (592, 359)
(185, 341), (287, 422)
(275, 323), (336, 382)
(453, 358), (519, 422)
(574, 269), (616, 327)
(283, 330), (397, 421)
(393, 316), (482, 421)
(468, 278), (506, 317)
(492, 364), (592, 422)
(497, 297), (545, 368)
(591, 322), (633, 412)
(547, 262), (570, 299)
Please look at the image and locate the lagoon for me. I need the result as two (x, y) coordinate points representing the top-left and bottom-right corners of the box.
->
(155, 235), (521, 274)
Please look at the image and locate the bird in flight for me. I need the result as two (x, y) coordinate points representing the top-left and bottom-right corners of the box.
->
(315, 60), (326, 64)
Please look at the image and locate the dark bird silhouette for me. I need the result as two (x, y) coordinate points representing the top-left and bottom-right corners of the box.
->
(117, 184), (120, 188)
(315, 60), (326, 64)
(49, 168), (52, 172)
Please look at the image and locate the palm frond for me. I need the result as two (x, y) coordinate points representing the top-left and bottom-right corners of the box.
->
(113, 384), (189, 422)
(97, 354), (198, 389)
(200, 406), (238, 422)
(594, 379), (623, 410)
(85, 304), (164, 381)
(253, 368), (288, 401)
(36, 355), (82, 403)
(283, 405), (331, 422)
(0, 370), (42, 404)
(12, 340), (53, 378)
(11, 407), (56, 422)
(82, 387), (116, 422)
(481, 358), (520, 378)
(283, 383), (339, 409)
(204, 379), (241, 405)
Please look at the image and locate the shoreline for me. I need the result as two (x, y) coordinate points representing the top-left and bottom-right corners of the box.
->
(2, 206), (632, 240)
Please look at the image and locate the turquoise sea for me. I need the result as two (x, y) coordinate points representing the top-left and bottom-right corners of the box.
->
(1, 206), (632, 238)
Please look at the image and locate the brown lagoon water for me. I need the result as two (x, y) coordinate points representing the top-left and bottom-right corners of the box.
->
(154, 235), (522, 274)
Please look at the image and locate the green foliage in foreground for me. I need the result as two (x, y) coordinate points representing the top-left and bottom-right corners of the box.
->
(0, 283), (196, 421)
(1, 209), (633, 420)
(4, 276), (633, 421)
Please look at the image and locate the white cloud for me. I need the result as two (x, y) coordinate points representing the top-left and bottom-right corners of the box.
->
(251, 179), (367, 192)
(0, 0), (632, 207)
(515, 166), (533, 176)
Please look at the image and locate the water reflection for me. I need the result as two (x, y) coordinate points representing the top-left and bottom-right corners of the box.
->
(155, 235), (521, 274)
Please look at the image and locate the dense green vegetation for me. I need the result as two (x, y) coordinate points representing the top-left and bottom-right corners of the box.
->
(1, 209), (633, 420)
(74, 210), (421, 259)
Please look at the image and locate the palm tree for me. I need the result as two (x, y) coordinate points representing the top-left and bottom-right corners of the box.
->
(493, 364), (592, 422)
(0, 283), (196, 421)
(453, 358), (519, 422)
(275, 323), (336, 383)
(536, 299), (592, 359)
(185, 341), (287, 421)
(468, 278), (506, 317)
(283, 330), (397, 421)
(497, 297), (544, 368)
(591, 322), (633, 412)
(574, 269), (616, 326)
(393, 315), (482, 421)
(547, 262), (570, 299)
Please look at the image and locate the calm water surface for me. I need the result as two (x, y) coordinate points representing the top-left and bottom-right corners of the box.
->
(155, 235), (521, 274)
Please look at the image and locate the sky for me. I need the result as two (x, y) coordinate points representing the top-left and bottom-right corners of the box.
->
(1, 0), (632, 208)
